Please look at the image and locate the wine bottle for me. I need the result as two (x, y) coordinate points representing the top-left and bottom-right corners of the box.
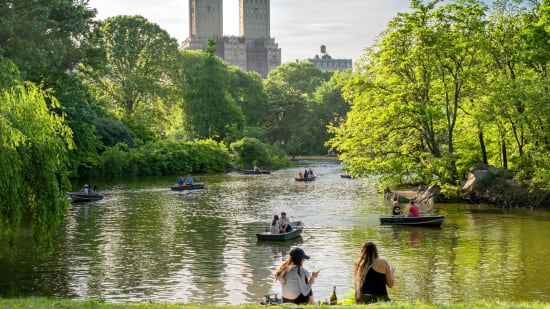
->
(329, 285), (337, 305)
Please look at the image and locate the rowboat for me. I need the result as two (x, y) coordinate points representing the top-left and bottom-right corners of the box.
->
(170, 183), (206, 191)
(242, 169), (271, 174)
(69, 193), (104, 202)
(380, 215), (444, 227)
(295, 175), (316, 181)
(256, 221), (304, 241)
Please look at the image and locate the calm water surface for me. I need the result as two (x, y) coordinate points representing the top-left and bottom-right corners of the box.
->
(1, 159), (550, 304)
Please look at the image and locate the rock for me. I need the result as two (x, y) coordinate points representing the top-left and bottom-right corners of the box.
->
(417, 185), (441, 206)
(462, 165), (508, 202)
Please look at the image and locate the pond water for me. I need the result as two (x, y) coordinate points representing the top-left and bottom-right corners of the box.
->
(1, 159), (550, 304)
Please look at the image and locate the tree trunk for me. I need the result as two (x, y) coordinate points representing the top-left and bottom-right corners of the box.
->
(501, 137), (508, 170)
(478, 124), (488, 164)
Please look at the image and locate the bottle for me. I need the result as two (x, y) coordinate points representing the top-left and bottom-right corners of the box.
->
(329, 285), (337, 305)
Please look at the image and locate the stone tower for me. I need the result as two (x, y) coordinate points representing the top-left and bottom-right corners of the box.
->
(181, 0), (281, 78)
(189, 0), (223, 38)
(239, 0), (270, 39)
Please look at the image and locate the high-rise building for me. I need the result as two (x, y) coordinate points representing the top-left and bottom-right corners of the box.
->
(181, 0), (281, 78)
(308, 45), (353, 72)
(189, 0), (223, 38)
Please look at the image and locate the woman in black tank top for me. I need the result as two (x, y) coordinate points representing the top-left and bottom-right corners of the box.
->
(354, 242), (395, 304)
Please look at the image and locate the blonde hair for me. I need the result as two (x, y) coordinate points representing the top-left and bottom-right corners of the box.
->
(354, 241), (378, 291)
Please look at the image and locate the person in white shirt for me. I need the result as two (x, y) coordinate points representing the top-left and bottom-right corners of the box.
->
(279, 212), (291, 233)
(274, 247), (319, 305)
(270, 215), (280, 234)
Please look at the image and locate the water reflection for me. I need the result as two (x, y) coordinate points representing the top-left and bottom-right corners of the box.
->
(256, 237), (304, 261)
(1, 160), (550, 304)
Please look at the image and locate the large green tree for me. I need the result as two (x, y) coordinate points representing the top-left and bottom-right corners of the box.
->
(329, 0), (488, 185)
(0, 0), (97, 84)
(0, 75), (73, 253)
(93, 15), (181, 140)
(179, 42), (245, 143)
(226, 67), (269, 130)
(0, 0), (103, 177)
(263, 61), (331, 154)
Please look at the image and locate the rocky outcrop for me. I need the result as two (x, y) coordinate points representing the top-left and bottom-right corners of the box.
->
(462, 164), (511, 203)
(384, 184), (441, 206)
(385, 164), (549, 208)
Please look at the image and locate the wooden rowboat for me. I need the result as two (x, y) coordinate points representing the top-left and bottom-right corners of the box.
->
(69, 193), (104, 202)
(256, 221), (304, 241)
(170, 183), (206, 191)
(380, 215), (444, 227)
(294, 175), (316, 181)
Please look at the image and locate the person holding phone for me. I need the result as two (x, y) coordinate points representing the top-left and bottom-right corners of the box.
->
(274, 247), (319, 305)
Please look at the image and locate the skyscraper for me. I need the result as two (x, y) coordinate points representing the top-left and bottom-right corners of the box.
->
(181, 0), (281, 78)
(189, 0), (223, 38)
(239, 0), (269, 39)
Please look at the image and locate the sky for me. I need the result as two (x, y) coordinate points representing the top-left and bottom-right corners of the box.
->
(87, 0), (413, 64)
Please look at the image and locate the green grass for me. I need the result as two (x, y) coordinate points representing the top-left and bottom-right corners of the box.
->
(0, 298), (548, 309)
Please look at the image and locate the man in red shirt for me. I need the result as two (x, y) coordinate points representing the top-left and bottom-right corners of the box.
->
(407, 200), (420, 217)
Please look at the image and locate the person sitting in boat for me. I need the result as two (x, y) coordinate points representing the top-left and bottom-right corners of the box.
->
(392, 198), (402, 216)
(82, 184), (89, 195)
(308, 168), (314, 176)
(304, 169), (309, 179)
(177, 176), (185, 186)
(184, 174), (194, 185)
(270, 215), (280, 234)
(279, 212), (292, 233)
(407, 200), (420, 217)
(254, 165), (260, 171)
(298, 171), (303, 179)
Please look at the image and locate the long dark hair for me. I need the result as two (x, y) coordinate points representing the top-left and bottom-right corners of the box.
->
(274, 254), (303, 283)
(272, 215), (279, 226)
(354, 241), (379, 290)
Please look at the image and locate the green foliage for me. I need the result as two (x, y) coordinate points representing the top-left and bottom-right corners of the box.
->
(0, 58), (21, 89)
(226, 67), (269, 127)
(92, 15), (181, 141)
(179, 50), (246, 142)
(96, 139), (232, 177)
(0, 83), (72, 253)
(263, 61), (332, 154)
(94, 116), (135, 148)
(329, 0), (507, 186)
(439, 183), (463, 201)
(230, 137), (289, 170)
(48, 73), (103, 177)
(0, 0), (98, 83)
(97, 143), (136, 177)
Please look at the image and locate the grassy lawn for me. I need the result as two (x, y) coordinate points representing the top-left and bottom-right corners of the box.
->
(0, 298), (548, 309)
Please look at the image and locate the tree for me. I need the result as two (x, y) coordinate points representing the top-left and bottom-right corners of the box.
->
(263, 61), (331, 154)
(93, 15), (181, 140)
(179, 48), (245, 142)
(315, 70), (352, 154)
(0, 80), (73, 253)
(226, 67), (269, 128)
(329, 0), (488, 185)
(0, 0), (97, 84)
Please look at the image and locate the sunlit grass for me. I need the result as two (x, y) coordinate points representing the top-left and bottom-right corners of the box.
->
(0, 298), (548, 309)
